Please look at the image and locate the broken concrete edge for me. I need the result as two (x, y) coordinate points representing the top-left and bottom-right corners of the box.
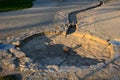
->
(73, 32), (114, 59)
(0, 30), (117, 79)
(0, 48), (36, 73)
(0, 30), (113, 62)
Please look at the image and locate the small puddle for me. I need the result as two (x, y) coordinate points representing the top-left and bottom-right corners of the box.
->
(0, 44), (15, 50)
(109, 40), (120, 46)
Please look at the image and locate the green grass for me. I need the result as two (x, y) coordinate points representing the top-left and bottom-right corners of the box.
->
(0, 0), (33, 12)
(0, 76), (16, 80)
(0, 74), (22, 80)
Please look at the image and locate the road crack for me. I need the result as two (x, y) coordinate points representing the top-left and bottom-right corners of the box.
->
(65, 1), (104, 36)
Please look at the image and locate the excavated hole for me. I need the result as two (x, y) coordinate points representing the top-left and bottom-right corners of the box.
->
(20, 31), (114, 67)
(66, 24), (76, 36)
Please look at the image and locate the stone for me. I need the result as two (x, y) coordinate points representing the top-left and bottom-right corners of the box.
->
(9, 48), (25, 58)
(20, 67), (29, 72)
(20, 57), (32, 63)
(7, 37), (10, 40)
(44, 42), (49, 45)
(30, 68), (36, 72)
(19, 64), (26, 68)
(1, 59), (10, 66)
(8, 64), (16, 70)
(19, 57), (33, 71)
(19, 63), (30, 71)
(63, 46), (69, 53)
(47, 65), (59, 71)
(7, 54), (13, 58)
(12, 41), (20, 46)
(16, 47), (21, 50)
(0, 40), (3, 44)
(0, 50), (8, 58)
(29, 63), (39, 72)
(1, 58), (16, 66)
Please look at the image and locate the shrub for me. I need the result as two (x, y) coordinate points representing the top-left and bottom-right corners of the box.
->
(0, 0), (33, 12)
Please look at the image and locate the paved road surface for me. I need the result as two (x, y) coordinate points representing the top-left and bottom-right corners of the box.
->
(0, 0), (98, 32)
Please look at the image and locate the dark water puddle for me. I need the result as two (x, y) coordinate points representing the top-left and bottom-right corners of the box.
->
(0, 44), (15, 50)
(109, 40), (120, 46)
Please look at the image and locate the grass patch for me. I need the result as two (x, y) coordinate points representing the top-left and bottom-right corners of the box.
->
(0, 74), (22, 80)
(0, 0), (33, 12)
(0, 76), (16, 80)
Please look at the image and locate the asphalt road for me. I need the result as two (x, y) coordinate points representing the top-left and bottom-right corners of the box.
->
(0, 0), (98, 33)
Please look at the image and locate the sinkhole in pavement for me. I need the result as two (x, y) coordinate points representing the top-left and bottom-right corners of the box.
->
(20, 31), (114, 67)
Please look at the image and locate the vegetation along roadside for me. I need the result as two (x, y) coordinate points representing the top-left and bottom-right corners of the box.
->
(0, 0), (34, 12)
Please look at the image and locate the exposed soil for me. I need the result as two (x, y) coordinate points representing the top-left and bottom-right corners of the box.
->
(20, 31), (114, 67)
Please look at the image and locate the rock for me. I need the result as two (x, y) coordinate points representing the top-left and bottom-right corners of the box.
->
(20, 66), (29, 72)
(19, 63), (30, 71)
(20, 57), (32, 64)
(19, 64), (26, 68)
(30, 68), (36, 72)
(29, 64), (39, 72)
(47, 65), (59, 71)
(19, 57), (32, 68)
(0, 50), (8, 58)
(1, 58), (16, 66)
(1, 59), (10, 66)
(12, 41), (20, 46)
(44, 42), (49, 45)
(7, 37), (10, 41)
(7, 54), (13, 58)
(9, 48), (25, 58)
(19, 57), (33, 71)
(63, 46), (69, 53)
(8, 64), (16, 70)
(0, 40), (3, 44)
(16, 47), (21, 50)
